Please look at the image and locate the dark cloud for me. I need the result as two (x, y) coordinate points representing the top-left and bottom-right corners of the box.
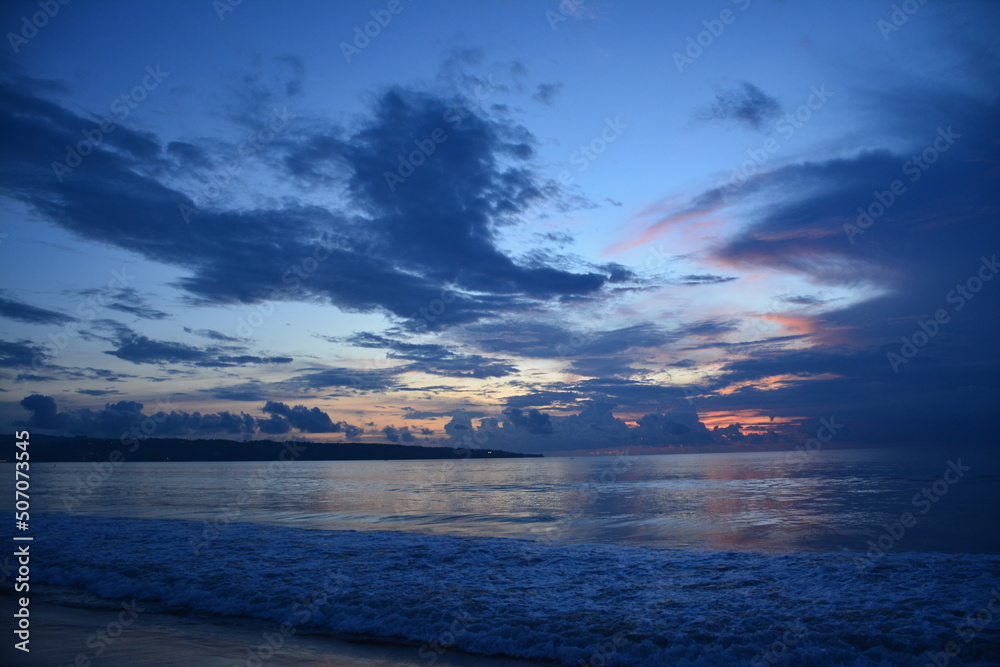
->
(15, 394), (361, 439)
(400, 407), (487, 420)
(779, 294), (826, 306)
(257, 414), (292, 435)
(0, 295), (76, 325)
(284, 367), (400, 392)
(183, 327), (242, 342)
(107, 335), (208, 365)
(444, 399), (746, 453)
(99, 325), (292, 368)
(203, 382), (269, 402)
(95, 288), (170, 320)
(343, 332), (517, 378)
(70, 288), (170, 321)
(382, 425), (415, 442)
(106, 302), (169, 320)
(532, 82), (564, 105)
(504, 390), (582, 409)
(166, 141), (212, 169)
(262, 400), (361, 435)
(197, 355), (294, 368)
(15, 373), (55, 382)
(0, 340), (45, 368)
(76, 389), (122, 396)
(678, 274), (738, 285)
(502, 407), (554, 434)
(537, 231), (574, 245)
(0, 76), (615, 337)
(698, 81), (782, 131)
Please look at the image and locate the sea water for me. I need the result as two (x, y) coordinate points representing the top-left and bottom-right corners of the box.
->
(10, 447), (1000, 664)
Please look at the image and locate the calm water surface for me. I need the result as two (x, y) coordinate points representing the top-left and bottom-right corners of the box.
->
(26, 446), (1000, 553)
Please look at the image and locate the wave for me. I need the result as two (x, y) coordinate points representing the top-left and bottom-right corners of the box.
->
(26, 513), (1000, 665)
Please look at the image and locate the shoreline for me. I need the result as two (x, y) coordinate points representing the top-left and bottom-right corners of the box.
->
(1, 601), (552, 667)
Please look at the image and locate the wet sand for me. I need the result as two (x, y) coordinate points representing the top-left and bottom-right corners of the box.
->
(2, 603), (552, 667)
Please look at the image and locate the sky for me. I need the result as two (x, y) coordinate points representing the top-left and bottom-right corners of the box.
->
(0, 0), (998, 454)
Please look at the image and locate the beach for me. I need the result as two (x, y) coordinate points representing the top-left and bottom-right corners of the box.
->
(3, 601), (546, 667)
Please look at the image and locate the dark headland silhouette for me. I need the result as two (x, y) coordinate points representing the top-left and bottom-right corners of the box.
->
(4, 434), (542, 462)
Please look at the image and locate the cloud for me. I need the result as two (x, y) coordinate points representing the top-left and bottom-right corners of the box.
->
(779, 294), (826, 306)
(183, 327), (241, 342)
(107, 335), (208, 365)
(283, 366), (402, 394)
(0, 340), (45, 368)
(203, 382), (270, 402)
(443, 399), (752, 453)
(197, 355), (294, 368)
(262, 400), (362, 435)
(678, 274), (738, 285)
(82, 288), (170, 320)
(343, 331), (517, 378)
(382, 425), (415, 442)
(15, 373), (56, 382)
(502, 407), (554, 434)
(99, 325), (293, 368)
(0, 295), (76, 325)
(15, 393), (362, 439)
(532, 82), (564, 105)
(166, 141), (212, 169)
(0, 76), (616, 336)
(697, 81), (782, 131)
(504, 390), (582, 409)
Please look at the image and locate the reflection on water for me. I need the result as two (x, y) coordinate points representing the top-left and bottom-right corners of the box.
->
(23, 446), (1000, 553)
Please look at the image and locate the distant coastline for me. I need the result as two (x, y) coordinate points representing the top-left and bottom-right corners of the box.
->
(1, 434), (542, 462)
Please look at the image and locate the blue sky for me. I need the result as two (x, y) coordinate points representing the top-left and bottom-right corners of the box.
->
(1, 0), (998, 452)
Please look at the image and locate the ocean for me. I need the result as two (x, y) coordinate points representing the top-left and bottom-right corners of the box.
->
(7, 446), (1000, 665)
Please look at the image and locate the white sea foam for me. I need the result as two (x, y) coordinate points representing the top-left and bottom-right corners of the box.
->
(32, 513), (1000, 665)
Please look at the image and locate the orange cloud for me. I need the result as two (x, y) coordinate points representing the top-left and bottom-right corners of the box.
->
(603, 203), (725, 256)
(714, 373), (841, 398)
(699, 408), (799, 430)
